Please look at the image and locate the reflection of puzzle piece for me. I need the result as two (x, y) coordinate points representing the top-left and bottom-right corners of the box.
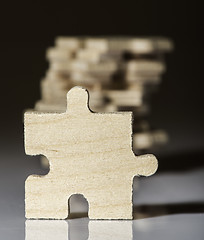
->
(25, 87), (158, 219)
(26, 220), (68, 240)
(25, 220), (132, 240)
(89, 221), (132, 240)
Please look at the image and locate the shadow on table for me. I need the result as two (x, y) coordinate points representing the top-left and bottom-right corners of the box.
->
(133, 202), (204, 219)
(68, 201), (204, 220)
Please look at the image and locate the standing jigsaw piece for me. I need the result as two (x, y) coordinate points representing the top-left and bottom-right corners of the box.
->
(25, 87), (158, 219)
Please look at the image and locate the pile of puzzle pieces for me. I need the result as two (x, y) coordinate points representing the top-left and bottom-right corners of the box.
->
(34, 37), (173, 158)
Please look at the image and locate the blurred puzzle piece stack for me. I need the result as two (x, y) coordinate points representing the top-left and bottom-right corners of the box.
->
(34, 37), (173, 167)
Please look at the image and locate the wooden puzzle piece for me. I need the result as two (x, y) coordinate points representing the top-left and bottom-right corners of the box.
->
(103, 89), (143, 107)
(126, 74), (161, 85)
(71, 71), (111, 87)
(150, 37), (174, 52)
(125, 60), (165, 74)
(133, 130), (168, 150)
(76, 48), (105, 63)
(55, 37), (82, 51)
(41, 78), (71, 104)
(85, 38), (109, 52)
(35, 100), (67, 112)
(50, 61), (72, 72)
(85, 37), (173, 54)
(71, 60), (118, 74)
(25, 87), (158, 219)
(46, 47), (73, 62)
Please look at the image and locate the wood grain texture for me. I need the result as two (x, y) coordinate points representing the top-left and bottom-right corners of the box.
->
(25, 86), (158, 219)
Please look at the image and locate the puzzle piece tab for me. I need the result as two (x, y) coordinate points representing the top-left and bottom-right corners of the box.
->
(24, 87), (158, 219)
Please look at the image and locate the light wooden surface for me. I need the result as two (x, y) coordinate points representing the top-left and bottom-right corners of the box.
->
(25, 87), (158, 219)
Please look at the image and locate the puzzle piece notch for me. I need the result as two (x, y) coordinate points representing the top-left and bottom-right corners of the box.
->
(66, 87), (91, 114)
(25, 86), (158, 219)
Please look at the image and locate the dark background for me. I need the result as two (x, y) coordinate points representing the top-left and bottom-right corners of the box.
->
(0, 0), (203, 170)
